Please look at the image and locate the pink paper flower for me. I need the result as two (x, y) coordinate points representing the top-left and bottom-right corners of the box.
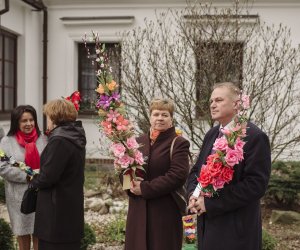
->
(106, 110), (120, 123)
(234, 137), (246, 160)
(126, 137), (139, 149)
(213, 137), (228, 152)
(134, 150), (144, 165)
(118, 154), (135, 168)
(241, 94), (250, 109)
(212, 178), (226, 190)
(225, 148), (241, 167)
(111, 143), (126, 158)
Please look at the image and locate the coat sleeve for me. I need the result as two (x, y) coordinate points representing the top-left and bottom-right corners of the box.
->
(204, 131), (271, 218)
(0, 137), (27, 183)
(31, 138), (72, 189)
(140, 139), (190, 199)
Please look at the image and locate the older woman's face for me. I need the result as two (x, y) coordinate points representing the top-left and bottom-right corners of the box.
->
(46, 115), (56, 132)
(150, 109), (172, 131)
(19, 112), (35, 134)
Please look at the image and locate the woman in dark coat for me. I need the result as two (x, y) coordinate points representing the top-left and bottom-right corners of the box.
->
(30, 99), (86, 250)
(127, 98), (190, 250)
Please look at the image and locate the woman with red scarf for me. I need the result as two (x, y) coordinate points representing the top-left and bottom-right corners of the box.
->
(0, 105), (47, 250)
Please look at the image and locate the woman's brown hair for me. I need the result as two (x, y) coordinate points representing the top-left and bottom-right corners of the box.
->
(43, 99), (77, 125)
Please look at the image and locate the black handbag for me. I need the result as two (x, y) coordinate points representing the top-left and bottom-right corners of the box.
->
(170, 136), (188, 216)
(20, 186), (38, 214)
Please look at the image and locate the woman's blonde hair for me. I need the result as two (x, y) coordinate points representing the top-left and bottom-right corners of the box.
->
(43, 99), (77, 125)
(149, 98), (174, 117)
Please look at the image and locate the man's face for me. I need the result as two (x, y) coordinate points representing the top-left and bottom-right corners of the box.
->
(210, 87), (238, 126)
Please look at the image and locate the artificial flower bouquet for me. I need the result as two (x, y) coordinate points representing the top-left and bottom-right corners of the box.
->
(0, 149), (37, 177)
(197, 94), (250, 197)
(183, 215), (197, 244)
(83, 31), (145, 189)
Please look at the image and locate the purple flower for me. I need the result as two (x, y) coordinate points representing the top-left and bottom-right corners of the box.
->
(97, 95), (112, 109)
(111, 92), (120, 101)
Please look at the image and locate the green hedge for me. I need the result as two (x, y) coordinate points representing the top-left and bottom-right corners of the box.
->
(0, 218), (14, 250)
(265, 161), (300, 209)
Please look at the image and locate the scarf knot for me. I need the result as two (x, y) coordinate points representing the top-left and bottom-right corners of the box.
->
(15, 129), (40, 170)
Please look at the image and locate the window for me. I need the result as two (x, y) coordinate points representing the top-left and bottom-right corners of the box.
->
(0, 29), (17, 114)
(78, 42), (121, 114)
(195, 41), (243, 118)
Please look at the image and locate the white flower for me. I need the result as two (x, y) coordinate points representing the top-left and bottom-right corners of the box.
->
(96, 49), (100, 54)
(96, 58), (100, 62)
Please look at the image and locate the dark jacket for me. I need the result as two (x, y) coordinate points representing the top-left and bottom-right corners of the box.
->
(187, 122), (271, 250)
(31, 121), (86, 243)
(125, 127), (190, 250)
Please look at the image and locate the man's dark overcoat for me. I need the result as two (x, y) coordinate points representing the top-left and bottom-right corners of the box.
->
(187, 122), (271, 250)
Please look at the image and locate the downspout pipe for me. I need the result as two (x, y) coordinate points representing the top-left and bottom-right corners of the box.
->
(21, 0), (48, 131)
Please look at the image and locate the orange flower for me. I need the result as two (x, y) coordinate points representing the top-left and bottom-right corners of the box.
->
(96, 84), (105, 94)
(106, 80), (117, 91)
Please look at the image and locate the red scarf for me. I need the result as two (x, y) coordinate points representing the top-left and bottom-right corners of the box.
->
(15, 128), (40, 170)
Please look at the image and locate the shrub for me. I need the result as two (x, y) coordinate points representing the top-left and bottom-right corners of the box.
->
(80, 222), (96, 250)
(0, 218), (14, 250)
(265, 161), (300, 210)
(0, 178), (5, 203)
(98, 214), (126, 244)
(262, 229), (276, 250)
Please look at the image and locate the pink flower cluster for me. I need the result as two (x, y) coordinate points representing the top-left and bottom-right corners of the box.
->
(111, 137), (144, 169)
(84, 31), (145, 177)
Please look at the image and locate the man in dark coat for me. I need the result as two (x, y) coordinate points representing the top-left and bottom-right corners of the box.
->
(187, 82), (271, 250)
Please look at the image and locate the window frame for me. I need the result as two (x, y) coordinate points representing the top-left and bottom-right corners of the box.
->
(0, 28), (17, 118)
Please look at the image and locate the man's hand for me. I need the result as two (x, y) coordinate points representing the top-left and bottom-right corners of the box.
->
(188, 195), (198, 214)
(188, 195), (206, 215)
(194, 196), (206, 215)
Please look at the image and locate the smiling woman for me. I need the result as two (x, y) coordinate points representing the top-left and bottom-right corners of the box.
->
(0, 105), (48, 250)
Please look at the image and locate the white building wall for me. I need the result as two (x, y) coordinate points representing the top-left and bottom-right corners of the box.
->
(44, 1), (300, 159)
(1, 1), (300, 159)
(0, 0), (44, 134)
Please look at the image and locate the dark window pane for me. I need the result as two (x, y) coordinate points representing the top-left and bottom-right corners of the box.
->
(5, 37), (15, 61)
(4, 62), (14, 86)
(4, 87), (14, 111)
(0, 30), (17, 113)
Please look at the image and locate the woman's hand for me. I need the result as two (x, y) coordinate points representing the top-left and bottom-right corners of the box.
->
(130, 177), (144, 196)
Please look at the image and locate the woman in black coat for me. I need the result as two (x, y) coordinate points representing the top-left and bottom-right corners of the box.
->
(31, 99), (86, 250)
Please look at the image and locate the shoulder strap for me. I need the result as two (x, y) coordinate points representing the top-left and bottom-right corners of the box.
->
(170, 136), (179, 161)
(170, 136), (193, 164)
